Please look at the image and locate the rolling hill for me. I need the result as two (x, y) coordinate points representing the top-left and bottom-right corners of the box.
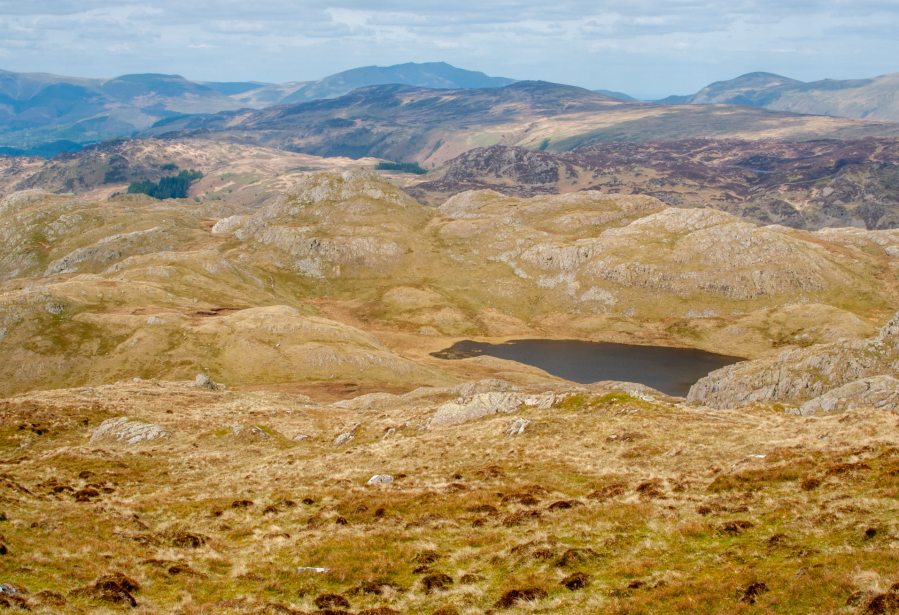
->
(141, 81), (899, 167)
(1, 169), (894, 396)
(660, 71), (899, 122)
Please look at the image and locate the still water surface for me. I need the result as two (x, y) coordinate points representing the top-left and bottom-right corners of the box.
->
(432, 339), (744, 397)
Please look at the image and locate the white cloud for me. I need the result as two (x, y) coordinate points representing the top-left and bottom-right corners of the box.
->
(0, 0), (895, 98)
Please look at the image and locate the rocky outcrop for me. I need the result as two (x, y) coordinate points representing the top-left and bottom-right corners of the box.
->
(431, 391), (556, 427)
(688, 313), (899, 409)
(89, 417), (170, 445)
(799, 376), (899, 415)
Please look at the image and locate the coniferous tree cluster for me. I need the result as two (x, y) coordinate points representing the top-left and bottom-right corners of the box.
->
(127, 169), (203, 199)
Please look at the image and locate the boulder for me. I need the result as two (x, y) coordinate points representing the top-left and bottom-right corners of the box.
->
(195, 373), (225, 391)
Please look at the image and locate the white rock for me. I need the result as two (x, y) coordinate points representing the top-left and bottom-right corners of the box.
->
(195, 373), (222, 390)
(506, 418), (531, 436)
(334, 423), (360, 447)
(367, 474), (394, 485)
(89, 417), (170, 445)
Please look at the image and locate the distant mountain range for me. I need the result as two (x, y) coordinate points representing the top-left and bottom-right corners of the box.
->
(0, 70), (243, 150)
(659, 71), (899, 122)
(4, 61), (899, 157)
(0, 62), (516, 151)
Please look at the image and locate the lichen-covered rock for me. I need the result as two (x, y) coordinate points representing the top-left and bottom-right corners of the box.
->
(799, 376), (899, 415)
(89, 417), (170, 445)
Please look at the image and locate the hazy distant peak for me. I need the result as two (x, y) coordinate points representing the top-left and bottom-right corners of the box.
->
(275, 62), (516, 105)
(593, 89), (637, 101)
(719, 72), (804, 86)
(658, 69), (899, 122)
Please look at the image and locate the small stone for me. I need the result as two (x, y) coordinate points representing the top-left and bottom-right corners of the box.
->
(367, 474), (394, 485)
(334, 423), (360, 447)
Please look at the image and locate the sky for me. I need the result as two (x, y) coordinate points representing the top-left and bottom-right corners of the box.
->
(0, 1), (897, 99)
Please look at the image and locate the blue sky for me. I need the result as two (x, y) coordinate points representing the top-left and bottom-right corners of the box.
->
(0, 0), (897, 99)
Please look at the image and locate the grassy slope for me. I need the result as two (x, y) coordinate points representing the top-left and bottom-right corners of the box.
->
(2, 380), (899, 613)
